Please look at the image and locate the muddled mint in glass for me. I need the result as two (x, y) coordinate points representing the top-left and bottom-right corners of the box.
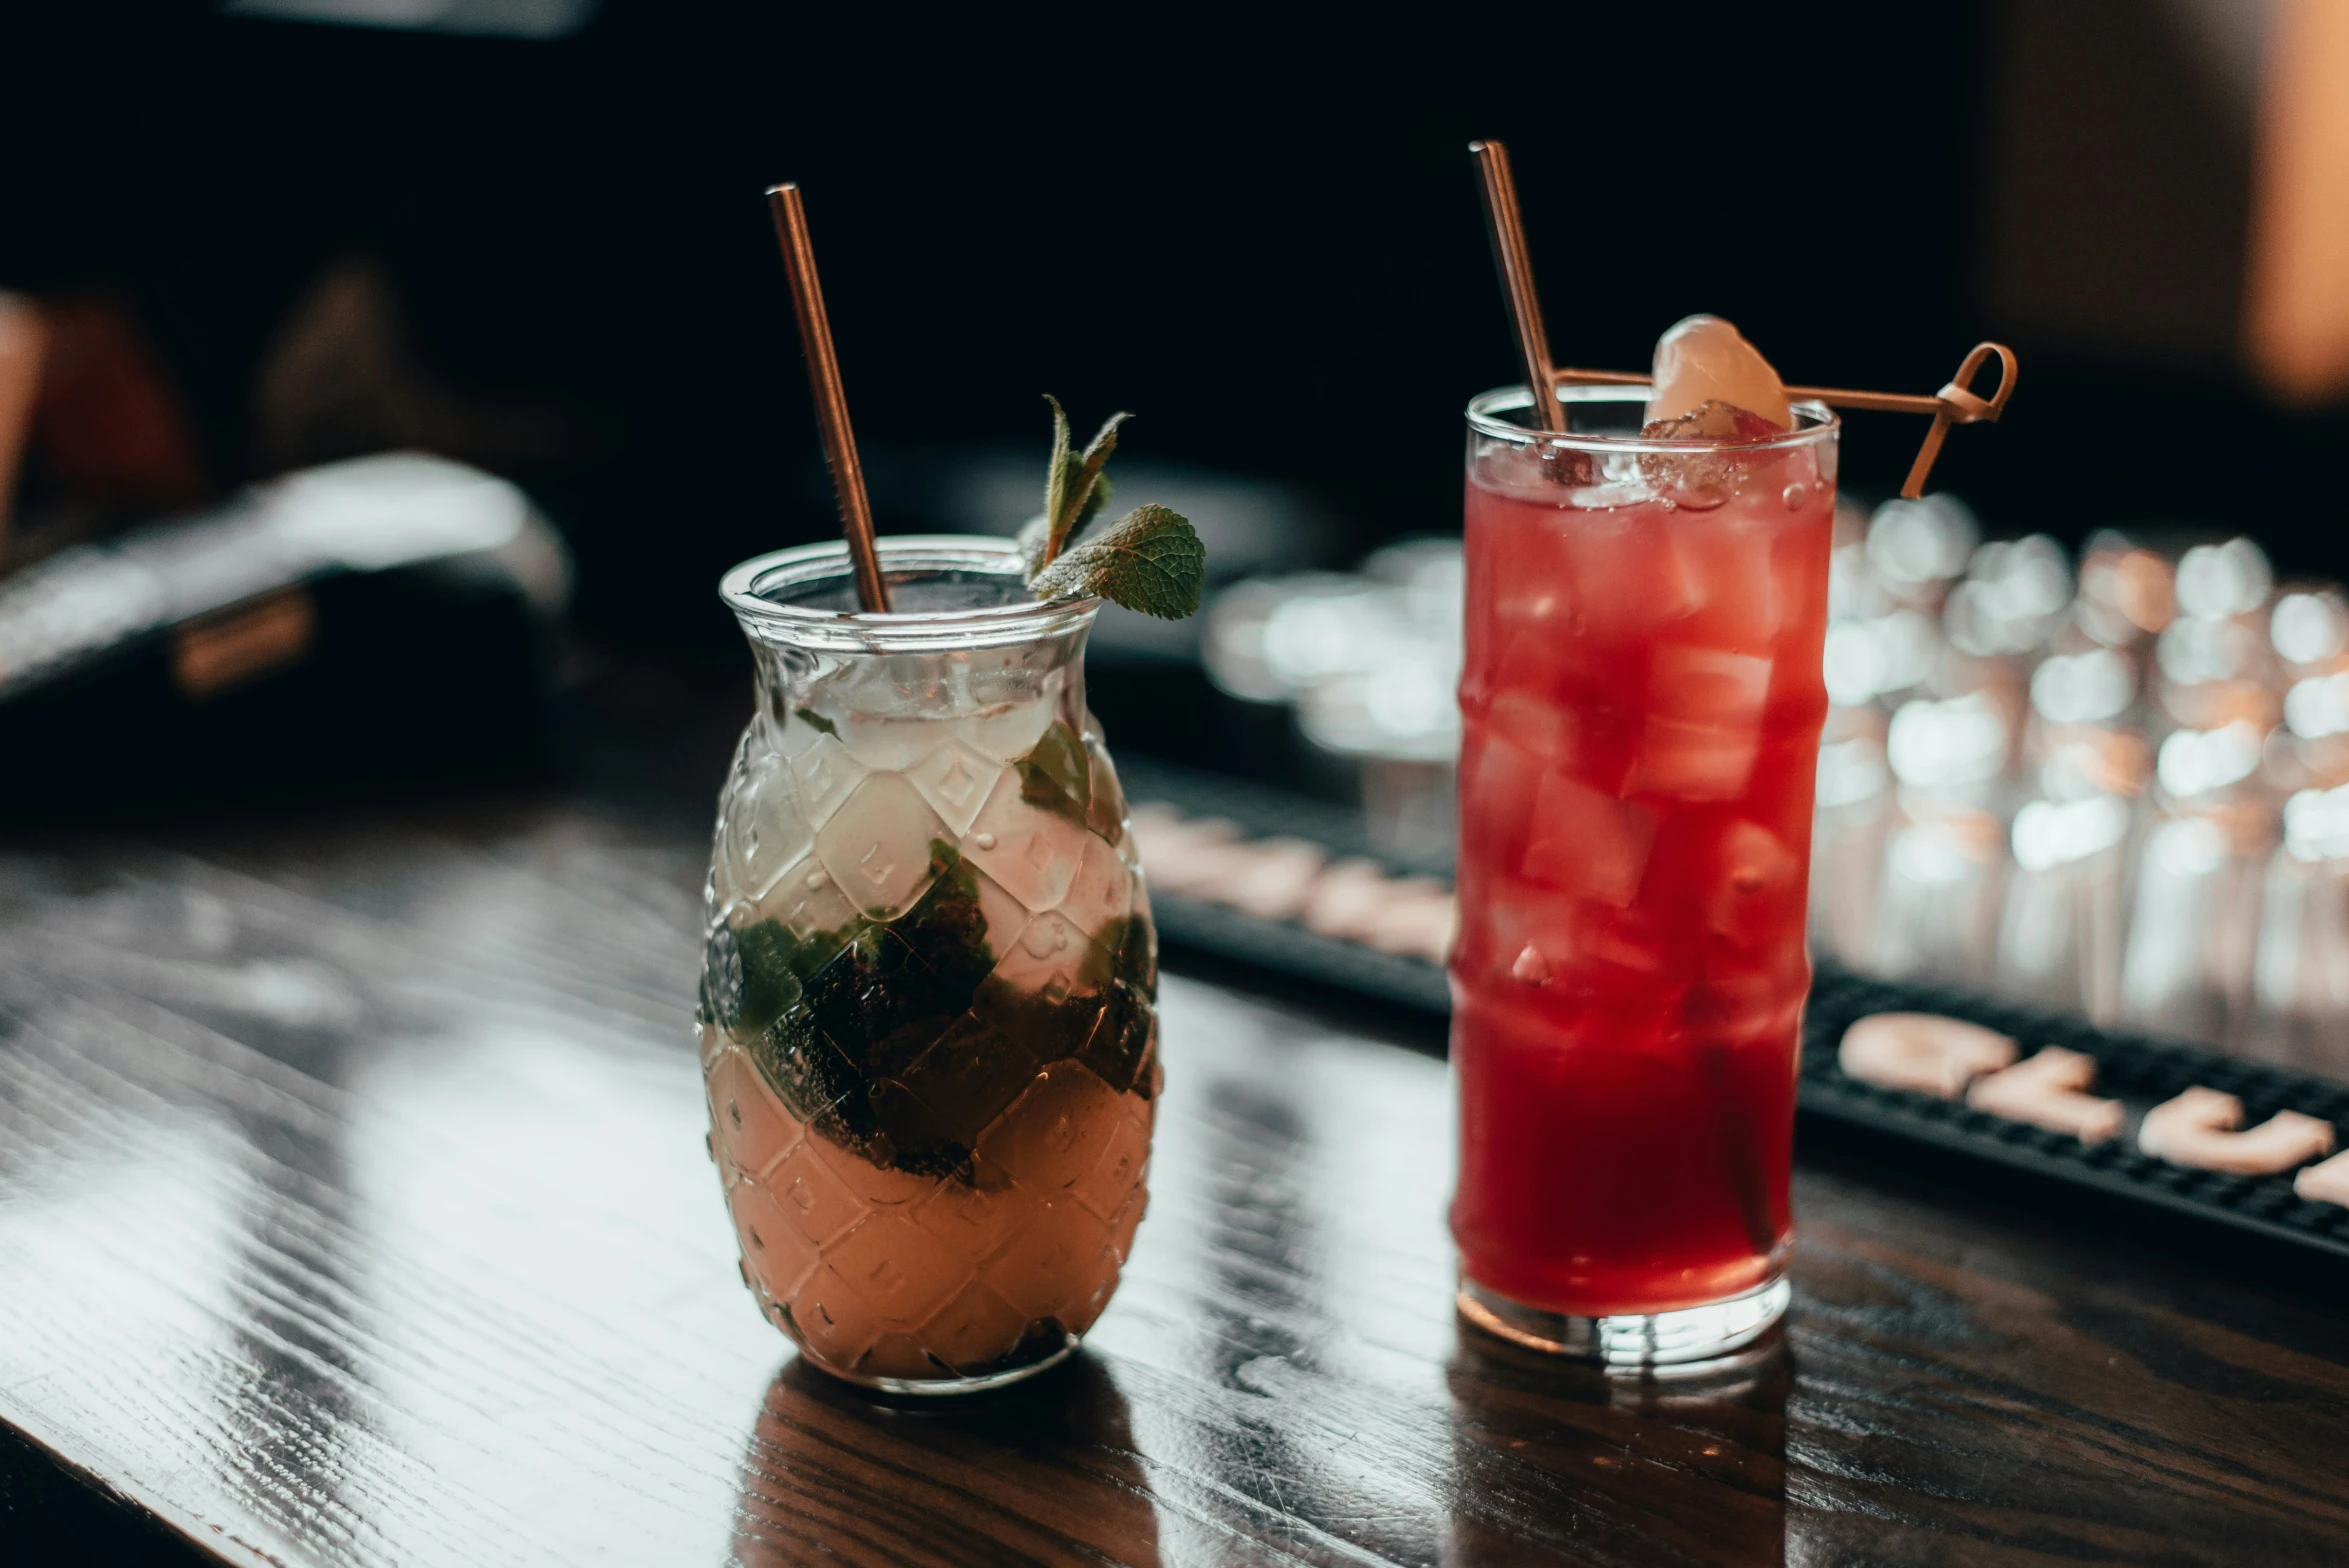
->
(699, 538), (1158, 1391)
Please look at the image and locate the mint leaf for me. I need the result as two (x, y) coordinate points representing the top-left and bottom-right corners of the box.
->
(1040, 395), (1073, 560)
(1030, 504), (1204, 619)
(1066, 412), (1129, 536)
(1036, 397), (1131, 570)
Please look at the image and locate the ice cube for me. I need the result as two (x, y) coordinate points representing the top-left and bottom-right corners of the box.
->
(813, 774), (952, 920)
(1560, 511), (1704, 645)
(1459, 726), (1547, 866)
(1627, 645), (1773, 800)
(1702, 820), (1804, 948)
(1645, 315), (1791, 430)
(965, 691), (1061, 762)
(842, 715), (965, 773)
(1665, 511), (1789, 655)
(905, 740), (1004, 836)
(1467, 689), (1580, 767)
(1518, 772), (1656, 907)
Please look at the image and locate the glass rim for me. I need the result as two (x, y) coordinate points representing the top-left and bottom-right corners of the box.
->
(1466, 383), (1841, 453)
(719, 535), (1099, 652)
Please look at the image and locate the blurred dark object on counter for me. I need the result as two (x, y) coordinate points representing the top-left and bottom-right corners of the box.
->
(254, 258), (574, 475)
(2, 295), (213, 571)
(0, 453), (569, 818)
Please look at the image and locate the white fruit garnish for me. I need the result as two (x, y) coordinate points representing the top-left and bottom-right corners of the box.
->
(1646, 314), (1792, 431)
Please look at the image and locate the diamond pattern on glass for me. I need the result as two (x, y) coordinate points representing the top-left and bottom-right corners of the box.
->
(971, 866), (1034, 965)
(789, 734), (863, 828)
(823, 1213), (972, 1328)
(859, 1332), (945, 1382)
(799, 1119), (930, 1209)
(718, 750), (812, 908)
(729, 1174), (821, 1303)
(764, 1136), (866, 1248)
(978, 1196), (1113, 1320)
(900, 1016), (1043, 1149)
(707, 1044), (804, 1183)
(1054, 833), (1135, 947)
(960, 771), (1085, 913)
(905, 740), (1002, 837)
(987, 910), (1094, 1009)
(761, 857), (858, 941)
(1103, 1182), (1147, 1264)
(785, 1267), (884, 1369)
(909, 1154), (1024, 1256)
(977, 1062), (1121, 1196)
(917, 1277), (1037, 1376)
(813, 774), (950, 919)
(1068, 1105), (1151, 1223)
(703, 674), (1156, 1388)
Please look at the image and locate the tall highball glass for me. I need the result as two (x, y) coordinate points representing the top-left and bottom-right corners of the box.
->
(1451, 385), (1837, 1369)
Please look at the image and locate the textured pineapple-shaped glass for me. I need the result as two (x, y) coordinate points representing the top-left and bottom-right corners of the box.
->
(698, 537), (1158, 1393)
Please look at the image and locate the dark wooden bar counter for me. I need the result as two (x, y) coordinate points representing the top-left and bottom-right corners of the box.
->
(5, 759), (2349, 1565)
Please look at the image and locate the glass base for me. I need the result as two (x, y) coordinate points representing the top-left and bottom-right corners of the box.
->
(798, 1332), (1080, 1397)
(1457, 1274), (1789, 1374)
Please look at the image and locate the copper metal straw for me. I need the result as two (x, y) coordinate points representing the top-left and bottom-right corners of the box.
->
(767, 182), (890, 613)
(1469, 141), (1567, 434)
(1469, 140), (2018, 498)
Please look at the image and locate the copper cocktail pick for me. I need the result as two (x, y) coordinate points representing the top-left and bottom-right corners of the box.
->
(767, 182), (891, 613)
(1467, 140), (2018, 500)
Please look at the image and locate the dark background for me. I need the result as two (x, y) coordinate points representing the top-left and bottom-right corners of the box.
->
(16, 1), (2322, 667)
(4, 4), (2347, 1559)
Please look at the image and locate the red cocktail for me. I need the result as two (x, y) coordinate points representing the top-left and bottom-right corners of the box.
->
(1451, 375), (1836, 1364)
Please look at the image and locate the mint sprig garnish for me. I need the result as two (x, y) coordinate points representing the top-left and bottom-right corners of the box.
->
(1023, 396), (1205, 619)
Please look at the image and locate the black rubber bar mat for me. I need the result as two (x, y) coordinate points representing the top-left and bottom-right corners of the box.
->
(1800, 967), (2349, 1260)
(1126, 765), (2349, 1260)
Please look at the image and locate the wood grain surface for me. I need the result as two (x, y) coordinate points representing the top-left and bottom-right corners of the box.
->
(3, 795), (2349, 1565)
